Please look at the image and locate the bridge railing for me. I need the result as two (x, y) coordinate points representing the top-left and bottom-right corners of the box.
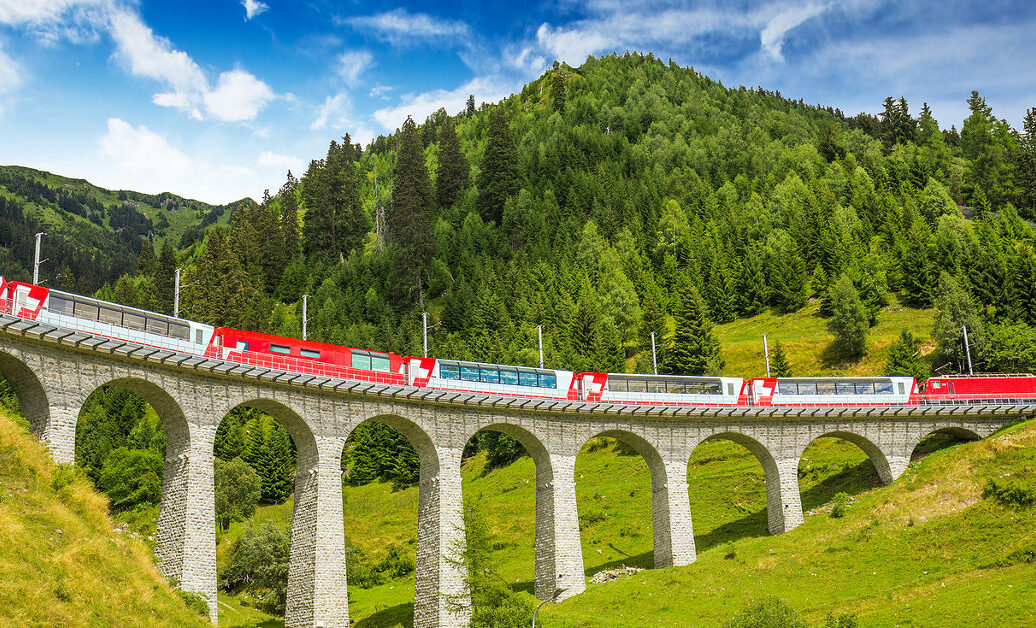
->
(212, 348), (407, 386)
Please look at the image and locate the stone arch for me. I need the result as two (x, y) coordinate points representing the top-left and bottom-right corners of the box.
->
(693, 431), (798, 535)
(460, 421), (570, 600)
(797, 430), (895, 485)
(575, 428), (689, 572)
(910, 426), (982, 461)
(0, 349), (50, 434)
(345, 412), (469, 627)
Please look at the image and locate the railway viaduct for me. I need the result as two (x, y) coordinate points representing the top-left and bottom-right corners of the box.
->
(0, 313), (1032, 627)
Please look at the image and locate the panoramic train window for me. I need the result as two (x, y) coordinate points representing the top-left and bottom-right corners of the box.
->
(370, 355), (390, 372)
(146, 318), (168, 335)
(817, 381), (836, 394)
(874, 381), (893, 394)
(351, 351), (371, 370)
(74, 301), (99, 320)
(124, 312), (145, 331)
(777, 381), (798, 395)
(270, 344), (291, 355)
(98, 307), (122, 326)
(499, 368), (519, 386)
(835, 381), (856, 394)
(460, 364), (480, 381)
(48, 295), (73, 316)
(480, 368), (500, 384)
(647, 379), (666, 393)
(855, 382), (875, 394)
(627, 378), (647, 392)
(169, 322), (190, 340)
(518, 370), (538, 387)
(300, 348), (320, 359)
(539, 372), (557, 388)
(439, 363), (460, 379)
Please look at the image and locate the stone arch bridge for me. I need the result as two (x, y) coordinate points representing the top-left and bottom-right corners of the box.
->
(0, 314), (1031, 627)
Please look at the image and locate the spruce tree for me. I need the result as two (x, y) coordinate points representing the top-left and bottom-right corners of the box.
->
(153, 240), (177, 314)
(476, 107), (520, 224)
(932, 272), (985, 372)
(137, 238), (156, 275)
(1021, 107), (1036, 218)
(664, 282), (723, 376)
(883, 330), (930, 381)
(552, 70), (566, 114)
(390, 116), (435, 302)
(279, 170), (301, 258)
(465, 94), (476, 116)
(829, 274), (869, 358)
(435, 117), (470, 208)
(770, 341), (793, 377)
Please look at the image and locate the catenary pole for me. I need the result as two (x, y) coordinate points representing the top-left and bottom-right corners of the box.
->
(33, 232), (45, 284)
(423, 311), (428, 358)
(763, 333), (771, 377)
(962, 324), (973, 375)
(651, 331), (658, 375)
(173, 268), (180, 318)
(538, 324), (544, 369)
(301, 294), (308, 340)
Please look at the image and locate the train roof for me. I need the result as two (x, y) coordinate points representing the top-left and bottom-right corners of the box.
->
(770, 376), (908, 381)
(214, 327), (396, 356)
(598, 373), (740, 381)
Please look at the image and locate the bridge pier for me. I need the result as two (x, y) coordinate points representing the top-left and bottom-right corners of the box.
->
(652, 456), (696, 568)
(285, 436), (348, 628)
(156, 420), (218, 623)
(415, 446), (470, 628)
(766, 457), (804, 534)
(536, 453), (585, 601)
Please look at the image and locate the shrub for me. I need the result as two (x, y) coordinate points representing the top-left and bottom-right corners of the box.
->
(220, 524), (290, 615)
(825, 613), (860, 628)
(725, 596), (807, 628)
(177, 591), (209, 617)
(50, 463), (78, 493)
(983, 479), (1036, 508)
(830, 492), (851, 518)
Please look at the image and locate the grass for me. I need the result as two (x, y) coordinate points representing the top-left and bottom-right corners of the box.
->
(714, 298), (936, 377)
(0, 406), (209, 627)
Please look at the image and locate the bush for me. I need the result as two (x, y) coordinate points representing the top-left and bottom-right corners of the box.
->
(983, 479), (1036, 508)
(725, 596), (806, 628)
(177, 591), (209, 617)
(830, 492), (851, 518)
(825, 613), (859, 628)
(50, 463), (78, 493)
(220, 524), (290, 615)
(95, 447), (163, 511)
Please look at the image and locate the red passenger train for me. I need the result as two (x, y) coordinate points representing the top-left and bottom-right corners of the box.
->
(3, 276), (1036, 407)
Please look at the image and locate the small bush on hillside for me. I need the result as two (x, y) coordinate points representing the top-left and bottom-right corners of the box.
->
(177, 591), (209, 617)
(825, 612), (860, 628)
(50, 463), (78, 494)
(725, 596), (806, 628)
(348, 544), (415, 589)
(830, 492), (851, 518)
(983, 479), (1036, 508)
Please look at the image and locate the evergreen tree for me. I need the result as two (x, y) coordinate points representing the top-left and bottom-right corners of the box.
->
(435, 117), (470, 209)
(153, 239), (177, 314)
(770, 341), (793, 377)
(476, 107), (520, 224)
(828, 274), (868, 358)
(302, 136), (367, 260)
(663, 282), (722, 376)
(279, 170), (301, 258)
(552, 69), (566, 114)
(137, 238), (156, 275)
(465, 94), (476, 116)
(931, 272), (984, 373)
(390, 116), (435, 302)
(1021, 107), (1036, 218)
(883, 330), (930, 381)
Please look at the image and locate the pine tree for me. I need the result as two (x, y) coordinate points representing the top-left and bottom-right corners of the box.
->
(435, 117), (470, 209)
(137, 238), (156, 275)
(390, 116), (435, 302)
(302, 136), (367, 260)
(476, 107), (520, 224)
(663, 282), (723, 376)
(279, 170), (301, 258)
(552, 70), (566, 114)
(465, 94), (476, 116)
(1021, 107), (1036, 219)
(153, 239), (177, 314)
(883, 330), (930, 381)
(770, 341), (793, 377)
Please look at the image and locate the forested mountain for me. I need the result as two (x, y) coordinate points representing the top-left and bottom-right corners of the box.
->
(91, 52), (1035, 380)
(0, 165), (244, 294)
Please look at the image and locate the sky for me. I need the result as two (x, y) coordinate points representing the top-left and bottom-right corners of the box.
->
(0, 1), (1033, 205)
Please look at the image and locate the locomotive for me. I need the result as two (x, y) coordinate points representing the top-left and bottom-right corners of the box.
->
(3, 277), (1034, 407)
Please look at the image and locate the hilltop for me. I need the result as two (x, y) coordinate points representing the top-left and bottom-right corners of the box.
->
(0, 405), (209, 626)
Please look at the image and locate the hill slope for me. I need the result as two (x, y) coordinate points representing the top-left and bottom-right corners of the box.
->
(0, 407), (210, 627)
(541, 419), (1036, 626)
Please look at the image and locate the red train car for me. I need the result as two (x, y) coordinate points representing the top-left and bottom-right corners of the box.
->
(922, 374), (1036, 404)
(208, 328), (406, 385)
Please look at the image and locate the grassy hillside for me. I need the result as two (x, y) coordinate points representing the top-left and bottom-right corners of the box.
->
(542, 419), (1036, 626)
(714, 297), (937, 377)
(0, 406), (209, 627)
(218, 425), (917, 626)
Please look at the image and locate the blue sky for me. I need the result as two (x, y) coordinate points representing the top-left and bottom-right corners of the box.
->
(0, 1), (1033, 204)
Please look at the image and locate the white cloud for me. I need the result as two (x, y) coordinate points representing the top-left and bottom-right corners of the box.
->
(0, 0), (103, 25)
(241, 0), (268, 21)
(311, 92), (375, 143)
(373, 76), (513, 129)
(0, 44), (21, 94)
(95, 117), (261, 203)
(336, 50), (373, 85)
(203, 69), (275, 122)
(257, 151), (303, 174)
(535, 23), (611, 67)
(369, 84), (393, 99)
(107, 8), (275, 121)
(760, 2), (828, 61)
(344, 8), (468, 45)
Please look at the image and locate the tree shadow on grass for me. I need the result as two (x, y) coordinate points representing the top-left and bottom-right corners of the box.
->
(353, 602), (413, 628)
(819, 340), (866, 370)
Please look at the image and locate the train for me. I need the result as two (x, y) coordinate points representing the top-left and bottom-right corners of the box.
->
(2, 276), (1035, 407)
